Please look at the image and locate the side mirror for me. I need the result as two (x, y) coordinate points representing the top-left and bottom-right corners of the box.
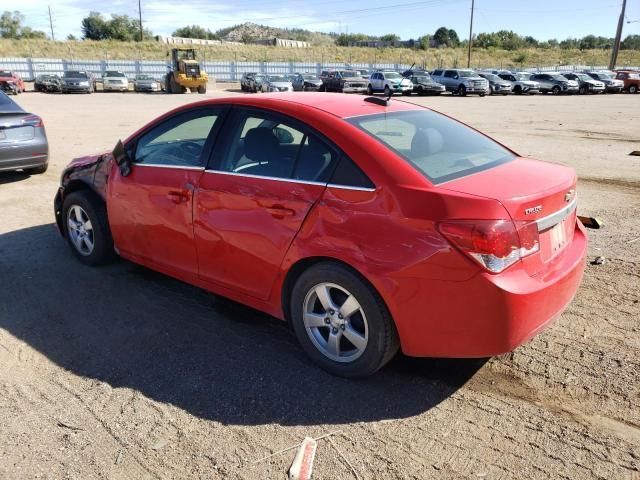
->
(453, 74), (459, 79)
(273, 127), (294, 144)
(112, 139), (132, 177)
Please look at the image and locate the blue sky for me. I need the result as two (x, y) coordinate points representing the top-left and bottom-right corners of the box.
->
(16, 0), (640, 41)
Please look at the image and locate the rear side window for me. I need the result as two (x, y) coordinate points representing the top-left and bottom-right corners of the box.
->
(329, 156), (374, 189)
(347, 110), (515, 185)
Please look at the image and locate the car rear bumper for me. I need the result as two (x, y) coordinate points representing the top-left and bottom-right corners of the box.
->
(605, 85), (623, 93)
(62, 85), (91, 93)
(103, 84), (128, 91)
(393, 220), (588, 358)
(0, 139), (49, 172)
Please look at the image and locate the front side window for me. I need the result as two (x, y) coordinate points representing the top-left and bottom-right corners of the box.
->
(444, 71), (456, 78)
(214, 110), (336, 182)
(347, 110), (515, 184)
(135, 109), (220, 167)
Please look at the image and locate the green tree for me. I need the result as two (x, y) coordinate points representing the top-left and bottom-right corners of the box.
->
(172, 25), (218, 40)
(0, 10), (47, 39)
(416, 34), (431, 49)
(380, 33), (400, 43)
(621, 34), (640, 50)
(81, 12), (109, 40)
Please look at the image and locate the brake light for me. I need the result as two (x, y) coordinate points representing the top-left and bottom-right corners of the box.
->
(438, 219), (539, 273)
(22, 115), (43, 127)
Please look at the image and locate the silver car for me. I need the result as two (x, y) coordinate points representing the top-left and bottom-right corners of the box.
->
(0, 91), (48, 174)
(292, 73), (323, 91)
(133, 74), (161, 92)
(261, 75), (293, 93)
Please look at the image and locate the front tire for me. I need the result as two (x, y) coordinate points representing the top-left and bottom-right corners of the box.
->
(290, 262), (399, 378)
(552, 85), (561, 95)
(630, 85), (638, 94)
(62, 191), (114, 266)
(367, 84), (373, 95)
(383, 85), (391, 97)
(197, 85), (207, 94)
(458, 84), (467, 96)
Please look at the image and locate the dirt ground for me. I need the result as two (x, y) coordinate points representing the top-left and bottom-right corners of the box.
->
(0, 87), (638, 480)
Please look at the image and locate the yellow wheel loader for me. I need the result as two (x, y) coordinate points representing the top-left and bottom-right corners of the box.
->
(165, 48), (208, 94)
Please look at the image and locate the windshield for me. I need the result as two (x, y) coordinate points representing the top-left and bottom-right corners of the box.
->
(594, 72), (613, 79)
(347, 110), (514, 184)
(459, 70), (476, 78)
(64, 71), (88, 79)
(549, 74), (568, 81)
(574, 74), (591, 81)
(105, 71), (126, 77)
(384, 72), (402, 79)
(340, 71), (360, 78)
(38, 75), (55, 80)
(413, 75), (431, 82)
(482, 74), (500, 81)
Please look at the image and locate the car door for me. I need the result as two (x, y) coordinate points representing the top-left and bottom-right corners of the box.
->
(443, 70), (457, 90)
(108, 106), (227, 279)
(194, 107), (338, 300)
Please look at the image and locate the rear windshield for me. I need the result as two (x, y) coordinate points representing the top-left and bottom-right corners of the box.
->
(64, 71), (88, 78)
(346, 110), (515, 184)
(105, 71), (126, 77)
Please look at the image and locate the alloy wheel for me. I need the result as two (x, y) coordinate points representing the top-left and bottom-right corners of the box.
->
(303, 282), (369, 363)
(67, 205), (95, 256)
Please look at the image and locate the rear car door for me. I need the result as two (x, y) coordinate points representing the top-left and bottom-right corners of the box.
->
(108, 106), (226, 279)
(194, 107), (338, 299)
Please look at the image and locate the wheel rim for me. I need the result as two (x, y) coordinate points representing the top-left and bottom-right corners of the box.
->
(303, 282), (369, 363)
(67, 205), (94, 256)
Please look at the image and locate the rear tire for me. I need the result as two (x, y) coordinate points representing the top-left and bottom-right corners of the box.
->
(197, 85), (207, 94)
(579, 85), (587, 95)
(514, 85), (522, 95)
(383, 85), (391, 97)
(552, 85), (561, 95)
(458, 84), (467, 96)
(62, 191), (114, 266)
(290, 262), (400, 378)
(25, 164), (48, 175)
(367, 84), (373, 95)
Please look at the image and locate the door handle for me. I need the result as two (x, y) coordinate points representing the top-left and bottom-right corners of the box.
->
(167, 190), (189, 203)
(266, 204), (296, 218)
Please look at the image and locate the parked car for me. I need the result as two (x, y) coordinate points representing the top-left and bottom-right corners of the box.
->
(53, 93), (587, 378)
(477, 73), (512, 95)
(561, 72), (605, 95)
(407, 73), (445, 95)
(431, 69), (489, 96)
(355, 69), (370, 79)
(260, 75), (294, 93)
(133, 74), (161, 92)
(0, 70), (25, 95)
(102, 71), (129, 92)
(0, 91), (48, 174)
(614, 70), (640, 94)
(240, 72), (256, 92)
(321, 70), (368, 93)
(34, 74), (62, 93)
(497, 72), (539, 95)
(249, 74), (268, 93)
(529, 73), (578, 94)
(583, 71), (624, 93)
(292, 73), (323, 91)
(61, 71), (94, 94)
(367, 71), (413, 96)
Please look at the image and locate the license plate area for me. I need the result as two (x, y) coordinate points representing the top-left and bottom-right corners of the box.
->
(549, 220), (568, 253)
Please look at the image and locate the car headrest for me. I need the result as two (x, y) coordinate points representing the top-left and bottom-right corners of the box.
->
(411, 128), (444, 157)
(244, 128), (279, 163)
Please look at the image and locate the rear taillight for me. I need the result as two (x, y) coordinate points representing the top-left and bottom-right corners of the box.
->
(22, 115), (43, 127)
(438, 219), (539, 273)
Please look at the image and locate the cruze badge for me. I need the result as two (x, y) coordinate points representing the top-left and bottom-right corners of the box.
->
(525, 205), (543, 215)
(565, 189), (575, 202)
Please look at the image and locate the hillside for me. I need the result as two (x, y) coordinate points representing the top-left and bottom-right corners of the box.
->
(2, 39), (639, 70)
(214, 22), (334, 45)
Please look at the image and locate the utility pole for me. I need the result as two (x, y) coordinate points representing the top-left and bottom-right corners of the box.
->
(609, 0), (627, 70)
(138, 0), (143, 42)
(48, 6), (55, 41)
(467, 0), (475, 68)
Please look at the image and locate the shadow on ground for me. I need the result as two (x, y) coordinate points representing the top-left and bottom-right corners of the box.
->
(0, 171), (32, 184)
(0, 224), (485, 426)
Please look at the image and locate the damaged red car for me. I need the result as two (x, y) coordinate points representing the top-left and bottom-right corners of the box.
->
(54, 94), (587, 378)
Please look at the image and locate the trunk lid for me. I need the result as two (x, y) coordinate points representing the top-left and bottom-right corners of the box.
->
(0, 112), (34, 142)
(441, 157), (578, 275)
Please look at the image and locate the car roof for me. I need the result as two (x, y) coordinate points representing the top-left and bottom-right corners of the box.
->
(181, 93), (423, 120)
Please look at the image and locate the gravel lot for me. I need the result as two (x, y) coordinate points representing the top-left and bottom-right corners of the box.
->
(0, 88), (638, 480)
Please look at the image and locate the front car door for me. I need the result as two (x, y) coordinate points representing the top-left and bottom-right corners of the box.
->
(194, 107), (338, 300)
(108, 106), (226, 280)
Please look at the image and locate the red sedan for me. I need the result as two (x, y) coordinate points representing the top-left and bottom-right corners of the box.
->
(54, 93), (587, 377)
(0, 70), (26, 94)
